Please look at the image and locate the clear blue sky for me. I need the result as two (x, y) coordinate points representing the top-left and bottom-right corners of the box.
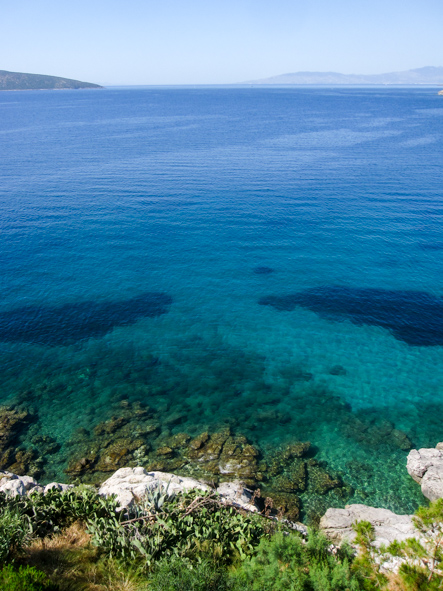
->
(3, 0), (443, 85)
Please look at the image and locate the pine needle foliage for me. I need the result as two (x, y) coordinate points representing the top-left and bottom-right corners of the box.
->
(230, 529), (362, 591)
(0, 564), (59, 590)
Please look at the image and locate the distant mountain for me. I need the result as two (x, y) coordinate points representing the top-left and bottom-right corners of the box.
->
(0, 70), (102, 91)
(245, 67), (443, 85)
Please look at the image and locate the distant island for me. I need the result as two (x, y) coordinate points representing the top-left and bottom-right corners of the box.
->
(245, 66), (443, 85)
(0, 69), (102, 91)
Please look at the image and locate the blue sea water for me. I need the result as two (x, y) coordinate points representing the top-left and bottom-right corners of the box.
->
(1, 86), (443, 514)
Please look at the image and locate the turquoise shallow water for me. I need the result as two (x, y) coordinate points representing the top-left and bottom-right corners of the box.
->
(1, 86), (443, 514)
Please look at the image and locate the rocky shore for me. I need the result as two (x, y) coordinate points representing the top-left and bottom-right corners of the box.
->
(1, 398), (420, 523)
(2, 440), (443, 553)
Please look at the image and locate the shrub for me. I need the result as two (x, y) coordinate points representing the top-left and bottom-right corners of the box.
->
(0, 487), (119, 539)
(231, 529), (362, 591)
(385, 499), (443, 590)
(0, 564), (59, 590)
(0, 506), (32, 565)
(352, 501), (443, 590)
(149, 557), (231, 591)
(351, 521), (387, 590)
(87, 489), (265, 567)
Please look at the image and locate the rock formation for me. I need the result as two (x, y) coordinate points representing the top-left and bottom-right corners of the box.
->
(407, 445), (443, 501)
(0, 470), (72, 496)
(319, 504), (417, 547)
(98, 467), (259, 512)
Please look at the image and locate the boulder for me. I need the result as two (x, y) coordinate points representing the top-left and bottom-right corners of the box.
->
(98, 467), (210, 509)
(320, 504), (417, 547)
(0, 470), (38, 496)
(216, 481), (258, 512)
(407, 448), (443, 501)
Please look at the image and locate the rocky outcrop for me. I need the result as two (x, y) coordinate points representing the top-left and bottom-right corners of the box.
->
(216, 481), (258, 512)
(98, 467), (211, 509)
(320, 504), (417, 547)
(0, 467), (260, 515)
(0, 471), (39, 496)
(407, 446), (443, 501)
(97, 467), (260, 512)
(0, 470), (72, 496)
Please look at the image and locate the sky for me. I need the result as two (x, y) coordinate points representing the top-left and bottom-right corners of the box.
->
(2, 0), (443, 86)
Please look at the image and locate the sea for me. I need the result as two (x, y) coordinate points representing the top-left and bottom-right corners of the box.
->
(1, 85), (443, 515)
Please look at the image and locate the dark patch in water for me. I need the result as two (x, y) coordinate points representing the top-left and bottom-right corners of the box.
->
(259, 286), (443, 346)
(418, 242), (443, 251)
(329, 365), (347, 376)
(0, 292), (172, 347)
(253, 266), (274, 275)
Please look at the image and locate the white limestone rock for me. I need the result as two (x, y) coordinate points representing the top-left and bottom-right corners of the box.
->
(320, 504), (417, 548)
(98, 467), (211, 509)
(407, 448), (443, 484)
(216, 481), (258, 512)
(0, 471), (38, 496)
(407, 448), (443, 501)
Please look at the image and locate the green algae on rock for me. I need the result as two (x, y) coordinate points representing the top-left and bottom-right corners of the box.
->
(0, 406), (44, 478)
(61, 400), (350, 521)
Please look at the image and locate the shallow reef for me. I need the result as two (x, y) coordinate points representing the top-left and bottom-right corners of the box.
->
(253, 266), (274, 275)
(0, 292), (172, 346)
(259, 286), (443, 346)
(62, 401), (352, 522)
(0, 331), (430, 518)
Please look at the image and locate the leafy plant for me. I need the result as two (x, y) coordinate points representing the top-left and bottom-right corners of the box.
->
(87, 489), (265, 567)
(0, 564), (59, 590)
(141, 480), (175, 513)
(0, 506), (32, 565)
(1, 487), (119, 539)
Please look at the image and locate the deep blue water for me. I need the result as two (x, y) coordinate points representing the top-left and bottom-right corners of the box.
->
(1, 86), (443, 512)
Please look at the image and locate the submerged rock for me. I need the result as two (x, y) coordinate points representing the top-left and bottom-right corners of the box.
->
(253, 266), (274, 275)
(64, 405), (350, 519)
(0, 405), (44, 477)
(341, 414), (412, 450)
(259, 286), (443, 346)
(0, 406), (33, 455)
(329, 365), (347, 376)
(267, 492), (301, 521)
(307, 462), (343, 495)
(0, 291), (173, 346)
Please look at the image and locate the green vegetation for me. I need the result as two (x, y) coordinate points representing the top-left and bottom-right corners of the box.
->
(2, 485), (443, 590)
(0, 564), (59, 590)
(0, 70), (102, 91)
(231, 530), (360, 591)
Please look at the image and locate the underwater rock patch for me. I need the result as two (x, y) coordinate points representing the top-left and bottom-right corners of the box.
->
(341, 415), (413, 451)
(329, 365), (347, 376)
(0, 291), (173, 346)
(253, 266), (274, 275)
(0, 405), (46, 478)
(63, 404), (350, 520)
(259, 286), (443, 346)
